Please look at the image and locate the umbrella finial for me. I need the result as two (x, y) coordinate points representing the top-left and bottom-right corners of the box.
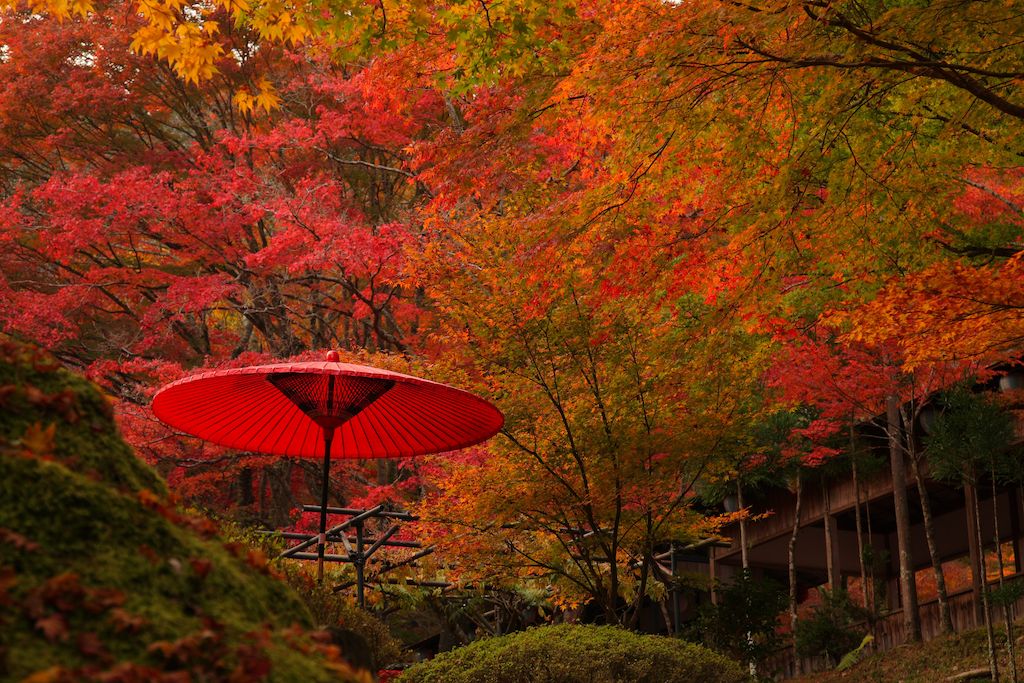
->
(326, 350), (340, 362)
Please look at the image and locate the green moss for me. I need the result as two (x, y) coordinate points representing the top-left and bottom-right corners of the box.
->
(399, 624), (749, 683)
(0, 345), (360, 682)
(0, 348), (164, 495)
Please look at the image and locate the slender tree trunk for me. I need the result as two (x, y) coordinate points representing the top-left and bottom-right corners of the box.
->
(789, 475), (803, 677)
(258, 469), (268, 521)
(900, 403), (952, 635)
(1018, 483), (1024, 572)
(659, 595), (674, 635)
(736, 480), (755, 678)
(972, 470), (999, 682)
(887, 395), (921, 642)
(866, 488), (880, 620)
(967, 480), (986, 624)
(709, 547), (718, 606)
(267, 461), (295, 528)
(909, 452), (954, 634)
(992, 469), (1018, 683)
(824, 478), (840, 589)
(852, 431), (870, 613)
(738, 479), (749, 570)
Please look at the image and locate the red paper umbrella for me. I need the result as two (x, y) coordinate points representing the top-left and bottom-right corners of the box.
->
(152, 351), (503, 580)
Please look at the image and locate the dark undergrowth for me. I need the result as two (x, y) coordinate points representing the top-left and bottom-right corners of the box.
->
(796, 622), (1023, 683)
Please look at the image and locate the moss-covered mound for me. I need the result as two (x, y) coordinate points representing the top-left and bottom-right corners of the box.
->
(0, 345), (165, 496)
(0, 343), (362, 682)
(398, 623), (748, 683)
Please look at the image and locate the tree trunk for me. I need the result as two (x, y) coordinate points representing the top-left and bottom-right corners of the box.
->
(258, 468), (268, 521)
(659, 595), (674, 635)
(852, 448), (870, 612)
(991, 469), (1018, 683)
(887, 395), (921, 642)
(967, 480), (986, 624)
(865, 486), (882, 619)
(900, 403), (952, 634)
(736, 480), (755, 678)
(789, 475), (803, 677)
(971, 473), (999, 682)
(709, 547), (718, 606)
(824, 479), (840, 589)
(738, 479), (749, 570)
(908, 451), (954, 634)
(267, 461), (296, 529)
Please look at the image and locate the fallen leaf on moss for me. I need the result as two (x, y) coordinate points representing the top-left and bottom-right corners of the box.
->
(35, 613), (68, 642)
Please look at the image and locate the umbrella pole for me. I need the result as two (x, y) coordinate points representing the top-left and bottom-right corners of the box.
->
(317, 428), (333, 583)
(356, 522), (365, 608)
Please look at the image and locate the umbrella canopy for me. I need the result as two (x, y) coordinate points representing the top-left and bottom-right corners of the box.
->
(152, 351), (503, 589)
(152, 355), (504, 458)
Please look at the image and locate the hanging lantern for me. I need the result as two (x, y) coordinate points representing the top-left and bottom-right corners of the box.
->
(722, 494), (739, 512)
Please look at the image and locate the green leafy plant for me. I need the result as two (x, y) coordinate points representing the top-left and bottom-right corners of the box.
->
(836, 634), (874, 672)
(795, 588), (869, 667)
(924, 385), (1016, 486)
(691, 570), (787, 671)
(291, 580), (406, 667)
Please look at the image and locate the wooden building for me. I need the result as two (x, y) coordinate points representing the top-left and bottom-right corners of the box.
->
(711, 421), (1024, 678)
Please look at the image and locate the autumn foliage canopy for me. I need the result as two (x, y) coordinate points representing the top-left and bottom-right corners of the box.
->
(1, 0), (1023, 616)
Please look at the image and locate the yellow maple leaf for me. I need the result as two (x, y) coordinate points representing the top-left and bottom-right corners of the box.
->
(21, 422), (56, 456)
(253, 77), (281, 111)
(234, 88), (256, 115)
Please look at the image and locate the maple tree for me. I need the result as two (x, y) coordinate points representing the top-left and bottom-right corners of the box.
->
(0, 2), (445, 523)
(2, 0), (1024, 646)
(411, 226), (764, 622)
(399, 52), (778, 619)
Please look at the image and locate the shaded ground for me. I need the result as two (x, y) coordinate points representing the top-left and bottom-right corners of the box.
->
(796, 624), (1023, 683)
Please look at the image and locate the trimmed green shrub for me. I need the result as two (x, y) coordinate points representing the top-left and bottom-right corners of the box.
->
(398, 623), (748, 683)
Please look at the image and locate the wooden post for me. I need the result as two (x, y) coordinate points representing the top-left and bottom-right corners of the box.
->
(1010, 485), (1022, 574)
(317, 429), (333, 583)
(355, 521), (366, 608)
(709, 546), (718, 605)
